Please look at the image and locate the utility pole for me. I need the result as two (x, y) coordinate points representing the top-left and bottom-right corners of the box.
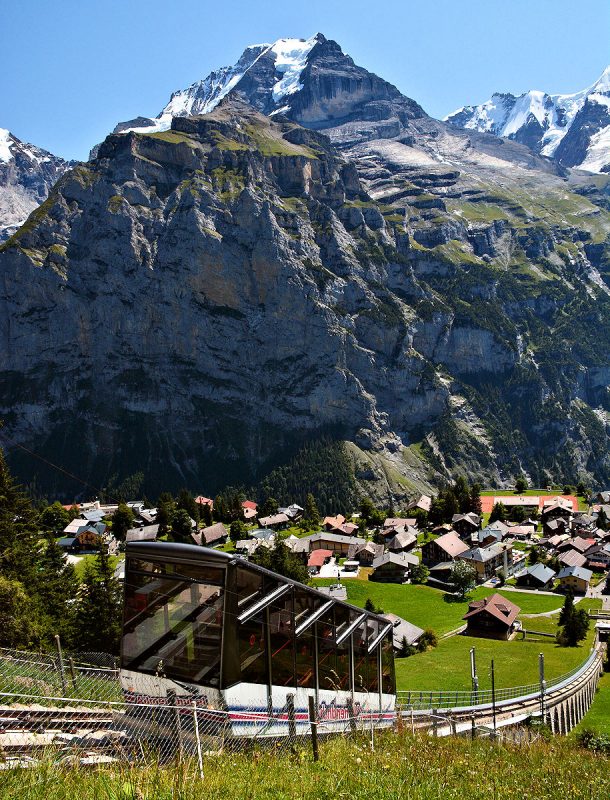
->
(470, 647), (479, 702)
(539, 652), (546, 724)
(490, 659), (497, 738)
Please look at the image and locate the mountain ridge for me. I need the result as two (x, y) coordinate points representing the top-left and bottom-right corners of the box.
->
(445, 67), (610, 173)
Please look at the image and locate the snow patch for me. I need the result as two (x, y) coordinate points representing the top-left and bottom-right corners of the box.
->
(0, 129), (13, 163)
(269, 36), (318, 102)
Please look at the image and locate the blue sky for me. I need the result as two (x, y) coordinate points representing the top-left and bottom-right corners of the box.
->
(2, 0), (610, 161)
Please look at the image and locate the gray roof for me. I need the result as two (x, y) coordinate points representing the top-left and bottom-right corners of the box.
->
(126, 524), (159, 543)
(58, 537), (76, 547)
(461, 543), (510, 562)
(372, 552), (419, 569)
(249, 528), (275, 540)
(306, 532), (366, 547)
(383, 613), (425, 648)
(82, 510), (105, 522)
(515, 562), (555, 583)
(558, 565), (593, 582)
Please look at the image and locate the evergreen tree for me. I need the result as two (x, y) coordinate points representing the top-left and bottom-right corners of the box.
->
(260, 497), (279, 517)
(177, 489), (200, 523)
(171, 509), (194, 543)
(37, 533), (78, 643)
(0, 447), (41, 587)
(304, 493), (321, 528)
(515, 475), (528, 493)
(72, 546), (122, 654)
(410, 563), (430, 585)
(201, 503), (213, 527)
(112, 502), (134, 541)
(250, 540), (310, 584)
(489, 502), (508, 524)
(0, 576), (41, 649)
(597, 508), (609, 531)
(469, 483), (483, 517)
(528, 546), (540, 566)
(156, 493), (175, 536)
(557, 591), (590, 647)
(230, 519), (247, 544)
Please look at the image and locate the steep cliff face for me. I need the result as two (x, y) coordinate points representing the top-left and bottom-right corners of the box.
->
(0, 128), (71, 241)
(3, 99), (610, 499)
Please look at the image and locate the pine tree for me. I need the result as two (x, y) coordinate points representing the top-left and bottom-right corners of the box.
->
(72, 546), (122, 654)
(177, 489), (200, 523)
(37, 533), (78, 643)
(0, 447), (41, 586)
(469, 483), (483, 516)
(39, 501), (70, 534)
(230, 519), (247, 543)
(171, 509), (194, 543)
(304, 493), (320, 528)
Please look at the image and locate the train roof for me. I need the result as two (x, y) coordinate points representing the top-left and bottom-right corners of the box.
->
(125, 540), (390, 626)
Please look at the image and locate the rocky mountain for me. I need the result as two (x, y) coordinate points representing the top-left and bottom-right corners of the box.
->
(3, 36), (610, 501)
(0, 129), (72, 241)
(445, 67), (610, 172)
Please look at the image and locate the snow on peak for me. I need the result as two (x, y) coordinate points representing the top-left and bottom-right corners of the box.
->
(591, 65), (610, 94)
(269, 35), (319, 101)
(0, 128), (14, 163)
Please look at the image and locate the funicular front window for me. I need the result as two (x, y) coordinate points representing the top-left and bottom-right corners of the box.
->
(353, 619), (368, 694)
(366, 618), (380, 694)
(381, 632), (395, 695)
(122, 558), (225, 687)
(293, 586), (317, 689)
(269, 588), (295, 687)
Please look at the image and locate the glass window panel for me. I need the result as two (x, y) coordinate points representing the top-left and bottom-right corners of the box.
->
(294, 587), (318, 689)
(269, 590), (295, 687)
(236, 566), (264, 609)
(238, 613), (268, 685)
(381, 633), (395, 695)
(353, 620), (368, 694)
(121, 565), (224, 687)
(366, 619), (381, 694)
(334, 605), (351, 691)
(317, 610), (338, 692)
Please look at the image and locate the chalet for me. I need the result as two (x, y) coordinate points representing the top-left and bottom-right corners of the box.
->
(384, 613), (425, 650)
(235, 539), (261, 557)
(370, 552), (419, 584)
(558, 549), (588, 569)
(284, 537), (310, 558)
(82, 509), (106, 524)
(507, 524), (536, 540)
(243, 506), (258, 521)
(595, 491), (610, 504)
(63, 518), (92, 536)
(544, 518), (569, 537)
(541, 498), (573, 532)
(192, 522), (228, 547)
(242, 500), (258, 512)
(422, 531), (469, 566)
(407, 495), (432, 513)
(347, 541), (384, 566)
(258, 513), (290, 530)
(514, 563), (556, 590)
(387, 530), (418, 553)
(307, 549), (333, 575)
(459, 543), (513, 582)
(278, 504), (304, 522)
(324, 514), (346, 531)
(557, 565), (592, 594)
(472, 523), (508, 547)
(451, 513), (480, 537)
(463, 593), (520, 640)
(136, 509), (158, 526)
(195, 496), (214, 513)
(126, 524), (159, 543)
(59, 525), (105, 553)
(305, 532), (366, 557)
(383, 517), (417, 532)
(428, 562), (454, 584)
(586, 543), (610, 570)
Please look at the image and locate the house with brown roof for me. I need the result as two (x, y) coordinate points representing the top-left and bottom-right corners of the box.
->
(558, 549), (588, 569)
(407, 495), (432, 513)
(451, 513), (481, 537)
(463, 593), (521, 640)
(258, 513), (290, 530)
(347, 541), (384, 566)
(370, 552), (419, 584)
(192, 522), (228, 547)
(305, 532), (366, 557)
(422, 531), (469, 566)
(324, 514), (346, 531)
(387, 529), (418, 553)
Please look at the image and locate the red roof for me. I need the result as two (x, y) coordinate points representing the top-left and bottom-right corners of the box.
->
(308, 549), (333, 567)
(195, 496), (213, 507)
(242, 500), (258, 510)
(463, 593), (520, 627)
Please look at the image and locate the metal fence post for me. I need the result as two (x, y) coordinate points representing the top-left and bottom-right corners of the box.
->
(167, 689), (183, 761)
(308, 695), (319, 762)
(54, 634), (67, 695)
(192, 702), (204, 779)
(68, 657), (77, 690)
(287, 693), (297, 744)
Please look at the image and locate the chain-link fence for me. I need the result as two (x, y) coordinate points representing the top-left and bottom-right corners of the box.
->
(0, 648), (393, 768)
